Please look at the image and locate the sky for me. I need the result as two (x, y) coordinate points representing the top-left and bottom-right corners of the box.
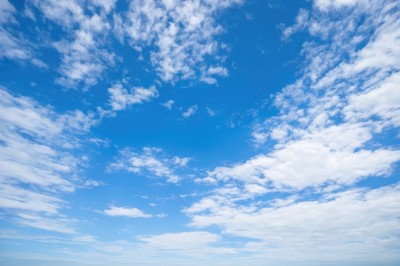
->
(0, 0), (400, 265)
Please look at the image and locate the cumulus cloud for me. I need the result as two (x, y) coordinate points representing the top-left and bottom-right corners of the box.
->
(208, 123), (400, 190)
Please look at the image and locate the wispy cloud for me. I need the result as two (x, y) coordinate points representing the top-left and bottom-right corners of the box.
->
(137, 231), (220, 251)
(125, 0), (242, 83)
(108, 147), (191, 183)
(183, 105), (198, 118)
(0, 0), (32, 62)
(206, 107), (216, 117)
(162, 100), (175, 110)
(29, 0), (117, 88)
(0, 87), (97, 233)
(108, 83), (159, 111)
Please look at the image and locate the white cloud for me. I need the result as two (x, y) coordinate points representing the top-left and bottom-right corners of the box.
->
(108, 147), (191, 183)
(108, 83), (159, 111)
(0, 0), (32, 62)
(201, 66), (229, 84)
(282, 8), (309, 40)
(138, 231), (219, 251)
(15, 212), (76, 234)
(125, 0), (242, 83)
(186, 184), (400, 264)
(244, 1), (400, 193)
(91, 0), (117, 14)
(104, 206), (151, 218)
(344, 72), (400, 127)
(183, 105), (198, 118)
(206, 107), (216, 117)
(173, 156), (191, 167)
(162, 100), (175, 110)
(0, 184), (63, 214)
(251, 130), (268, 145)
(314, 0), (366, 10)
(211, 123), (400, 191)
(29, 0), (117, 88)
(186, 2), (400, 263)
(0, 0), (16, 24)
(31, 58), (49, 69)
(0, 87), (98, 233)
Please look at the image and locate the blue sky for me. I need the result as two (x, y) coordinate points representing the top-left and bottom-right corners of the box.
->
(0, 0), (400, 265)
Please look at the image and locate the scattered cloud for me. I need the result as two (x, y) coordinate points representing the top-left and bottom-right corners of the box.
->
(201, 66), (229, 84)
(104, 206), (151, 218)
(206, 107), (216, 117)
(281, 8), (309, 40)
(108, 83), (159, 111)
(29, 0), (117, 88)
(183, 105), (198, 118)
(108, 147), (191, 183)
(162, 100), (175, 110)
(125, 0), (242, 83)
(187, 1), (400, 263)
(0, 0), (32, 61)
(1, 0), (400, 264)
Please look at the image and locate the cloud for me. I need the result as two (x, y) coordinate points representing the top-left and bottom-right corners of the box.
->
(208, 123), (400, 190)
(0, 0), (16, 24)
(173, 156), (191, 167)
(104, 206), (151, 218)
(186, 184), (400, 263)
(6, 0), (241, 86)
(201, 66), (229, 84)
(29, 0), (117, 88)
(15, 212), (77, 234)
(0, 183), (63, 214)
(125, 0), (242, 83)
(162, 100), (175, 110)
(108, 147), (191, 183)
(0, 87), (97, 233)
(314, 0), (366, 10)
(183, 105), (198, 118)
(206, 107), (216, 117)
(108, 83), (159, 111)
(281, 8), (309, 40)
(344, 72), (400, 127)
(186, 1), (400, 263)
(0, 0), (32, 61)
(138, 231), (219, 251)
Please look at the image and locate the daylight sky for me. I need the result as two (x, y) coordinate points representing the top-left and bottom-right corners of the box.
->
(0, 0), (400, 265)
